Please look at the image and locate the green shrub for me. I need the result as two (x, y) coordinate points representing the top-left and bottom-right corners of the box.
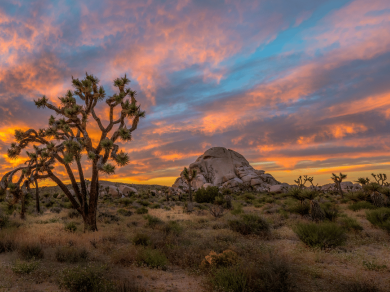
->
(150, 203), (161, 209)
(119, 198), (133, 207)
(195, 186), (220, 203)
(50, 207), (62, 213)
(243, 193), (256, 200)
(117, 209), (133, 216)
(362, 260), (387, 271)
(321, 203), (339, 221)
(136, 207), (148, 214)
(366, 208), (390, 232)
(210, 265), (248, 292)
(53, 193), (59, 198)
(339, 217), (363, 232)
(18, 242), (44, 260)
(349, 201), (376, 211)
(294, 222), (346, 249)
(133, 233), (150, 246)
(231, 203), (243, 215)
(55, 246), (89, 263)
(98, 212), (119, 222)
(59, 265), (111, 292)
(136, 248), (168, 270)
(228, 214), (270, 235)
(68, 210), (80, 218)
(162, 221), (183, 236)
(137, 200), (150, 207)
(145, 215), (163, 228)
(289, 203), (310, 216)
(44, 200), (54, 207)
(65, 222), (77, 232)
(12, 259), (39, 274)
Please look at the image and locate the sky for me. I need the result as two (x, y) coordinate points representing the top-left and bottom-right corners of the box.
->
(1, 0), (390, 187)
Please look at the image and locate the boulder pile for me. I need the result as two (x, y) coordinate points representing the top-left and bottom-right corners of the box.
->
(171, 147), (287, 193)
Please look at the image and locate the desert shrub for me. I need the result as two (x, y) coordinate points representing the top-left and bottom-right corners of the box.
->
(162, 221), (183, 236)
(0, 237), (17, 253)
(0, 215), (9, 228)
(346, 191), (368, 202)
(209, 253), (292, 292)
(44, 199), (54, 207)
(58, 264), (111, 292)
(136, 248), (168, 270)
(145, 215), (163, 228)
(340, 217), (363, 231)
(65, 222), (77, 232)
(117, 209), (133, 216)
(366, 208), (390, 232)
(53, 193), (59, 198)
(321, 203), (339, 221)
(119, 198), (133, 206)
(201, 250), (239, 268)
(230, 203), (243, 215)
(195, 186), (220, 203)
(362, 260), (387, 271)
(288, 202), (310, 216)
(11, 259), (39, 274)
(98, 212), (119, 222)
(68, 210), (80, 218)
(349, 201), (376, 211)
(50, 207), (62, 213)
(18, 242), (44, 260)
(55, 246), (89, 263)
(132, 233), (150, 246)
(243, 193), (256, 201)
(228, 214), (270, 235)
(112, 280), (146, 292)
(137, 200), (150, 207)
(150, 203), (161, 209)
(294, 222), (346, 249)
(136, 207), (148, 214)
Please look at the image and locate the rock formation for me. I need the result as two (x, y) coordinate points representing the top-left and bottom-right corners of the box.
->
(172, 147), (283, 192)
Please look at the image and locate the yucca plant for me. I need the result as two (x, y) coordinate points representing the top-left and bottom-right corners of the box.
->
(182, 167), (197, 203)
(0, 73), (145, 230)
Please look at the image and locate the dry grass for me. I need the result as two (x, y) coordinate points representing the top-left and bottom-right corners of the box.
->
(1, 189), (390, 292)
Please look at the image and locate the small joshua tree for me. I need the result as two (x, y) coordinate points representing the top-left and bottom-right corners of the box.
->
(0, 73), (144, 230)
(356, 177), (370, 186)
(331, 173), (347, 198)
(371, 173), (387, 186)
(182, 167), (197, 203)
(294, 175), (313, 189)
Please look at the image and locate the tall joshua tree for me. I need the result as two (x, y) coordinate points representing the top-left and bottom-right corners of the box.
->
(331, 173), (347, 198)
(0, 73), (144, 230)
(182, 167), (197, 202)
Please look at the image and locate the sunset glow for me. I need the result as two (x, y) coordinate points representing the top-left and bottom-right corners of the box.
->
(1, 0), (390, 186)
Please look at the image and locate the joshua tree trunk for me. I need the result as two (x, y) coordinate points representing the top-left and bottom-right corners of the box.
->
(20, 193), (26, 220)
(34, 179), (40, 213)
(337, 182), (344, 198)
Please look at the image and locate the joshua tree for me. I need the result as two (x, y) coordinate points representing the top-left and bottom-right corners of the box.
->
(331, 173), (347, 198)
(356, 177), (370, 186)
(0, 73), (144, 230)
(182, 167), (197, 202)
(371, 173), (387, 186)
(294, 175), (312, 189)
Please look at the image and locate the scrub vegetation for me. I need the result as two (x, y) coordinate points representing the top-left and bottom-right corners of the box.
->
(0, 178), (389, 292)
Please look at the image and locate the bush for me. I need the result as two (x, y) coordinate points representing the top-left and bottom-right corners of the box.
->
(228, 214), (270, 235)
(133, 233), (150, 246)
(195, 186), (220, 203)
(339, 217), (363, 232)
(136, 248), (168, 270)
(136, 207), (148, 214)
(50, 207), (62, 213)
(65, 222), (77, 232)
(321, 203), (339, 221)
(289, 203), (310, 216)
(56, 246), (89, 263)
(349, 201), (376, 211)
(150, 203), (161, 209)
(162, 221), (183, 236)
(230, 203), (243, 215)
(209, 253), (292, 292)
(294, 222), (346, 249)
(59, 265), (111, 292)
(18, 242), (44, 260)
(0, 237), (17, 253)
(366, 208), (390, 232)
(53, 193), (59, 198)
(137, 200), (150, 207)
(343, 280), (381, 292)
(12, 259), (39, 274)
(119, 198), (133, 207)
(68, 210), (80, 218)
(117, 209), (133, 216)
(145, 215), (163, 228)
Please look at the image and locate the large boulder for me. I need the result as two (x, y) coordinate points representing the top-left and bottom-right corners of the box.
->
(119, 185), (137, 196)
(172, 147), (282, 192)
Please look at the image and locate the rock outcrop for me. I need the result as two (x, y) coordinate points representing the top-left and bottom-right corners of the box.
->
(172, 147), (282, 192)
